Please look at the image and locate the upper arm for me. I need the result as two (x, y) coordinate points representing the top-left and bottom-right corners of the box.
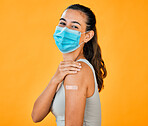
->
(63, 61), (88, 126)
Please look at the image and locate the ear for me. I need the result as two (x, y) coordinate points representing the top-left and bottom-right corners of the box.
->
(84, 30), (94, 43)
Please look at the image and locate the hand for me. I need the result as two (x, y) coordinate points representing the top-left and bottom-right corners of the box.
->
(52, 60), (82, 85)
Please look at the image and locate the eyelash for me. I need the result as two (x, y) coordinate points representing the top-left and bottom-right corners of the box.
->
(71, 25), (78, 29)
(59, 22), (66, 25)
(59, 22), (79, 29)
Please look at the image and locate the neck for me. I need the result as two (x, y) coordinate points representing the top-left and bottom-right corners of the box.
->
(63, 50), (85, 61)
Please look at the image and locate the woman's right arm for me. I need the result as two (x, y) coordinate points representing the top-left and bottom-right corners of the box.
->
(31, 77), (59, 123)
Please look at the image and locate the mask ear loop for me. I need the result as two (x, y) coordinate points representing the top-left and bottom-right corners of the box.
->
(79, 30), (90, 46)
(81, 30), (90, 34)
(79, 41), (86, 46)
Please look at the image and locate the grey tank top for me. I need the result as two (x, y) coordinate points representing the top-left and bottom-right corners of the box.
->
(50, 58), (101, 126)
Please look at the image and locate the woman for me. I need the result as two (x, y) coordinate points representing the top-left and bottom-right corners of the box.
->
(31, 4), (107, 126)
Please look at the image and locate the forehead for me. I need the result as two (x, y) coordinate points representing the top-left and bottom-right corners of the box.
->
(61, 9), (87, 24)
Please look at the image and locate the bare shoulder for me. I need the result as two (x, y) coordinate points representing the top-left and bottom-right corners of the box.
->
(77, 60), (94, 83)
(64, 60), (94, 91)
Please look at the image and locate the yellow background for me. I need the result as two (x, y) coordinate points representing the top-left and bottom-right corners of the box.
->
(0, 0), (148, 126)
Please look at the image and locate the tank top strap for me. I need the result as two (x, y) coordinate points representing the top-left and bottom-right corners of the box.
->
(76, 58), (98, 92)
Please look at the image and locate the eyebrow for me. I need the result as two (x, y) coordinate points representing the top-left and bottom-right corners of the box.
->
(59, 18), (81, 26)
(60, 18), (66, 22)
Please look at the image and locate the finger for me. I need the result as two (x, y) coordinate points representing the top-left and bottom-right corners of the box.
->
(62, 62), (81, 68)
(65, 70), (78, 75)
(62, 67), (81, 72)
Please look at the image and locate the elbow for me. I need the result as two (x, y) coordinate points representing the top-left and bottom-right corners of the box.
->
(31, 111), (41, 123)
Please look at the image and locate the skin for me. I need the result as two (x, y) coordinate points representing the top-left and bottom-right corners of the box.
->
(31, 9), (95, 126)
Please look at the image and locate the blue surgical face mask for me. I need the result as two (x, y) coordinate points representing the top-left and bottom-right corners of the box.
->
(53, 26), (89, 53)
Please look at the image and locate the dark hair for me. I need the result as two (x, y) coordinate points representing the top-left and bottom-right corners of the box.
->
(66, 4), (107, 93)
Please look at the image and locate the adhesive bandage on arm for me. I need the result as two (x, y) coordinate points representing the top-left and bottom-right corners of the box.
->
(65, 85), (78, 90)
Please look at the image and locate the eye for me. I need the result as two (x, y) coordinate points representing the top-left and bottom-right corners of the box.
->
(71, 25), (79, 29)
(59, 22), (66, 26)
